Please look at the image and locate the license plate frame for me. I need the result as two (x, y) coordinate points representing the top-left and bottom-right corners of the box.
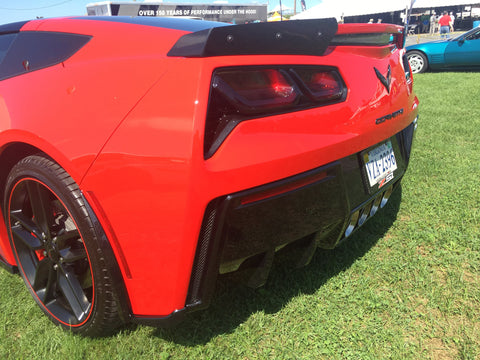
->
(362, 140), (397, 189)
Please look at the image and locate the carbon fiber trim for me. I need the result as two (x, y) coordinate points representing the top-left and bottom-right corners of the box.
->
(185, 198), (229, 310)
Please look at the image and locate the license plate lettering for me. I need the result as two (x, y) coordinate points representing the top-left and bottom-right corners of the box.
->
(364, 141), (397, 187)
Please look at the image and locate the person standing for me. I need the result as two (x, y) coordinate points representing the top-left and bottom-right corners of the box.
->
(421, 14), (429, 33)
(438, 11), (452, 39)
(429, 11), (437, 34)
(449, 12), (455, 32)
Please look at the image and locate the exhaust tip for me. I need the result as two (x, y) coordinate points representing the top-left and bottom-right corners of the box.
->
(358, 202), (372, 227)
(380, 186), (393, 208)
(370, 195), (382, 217)
(345, 210), (359, 238)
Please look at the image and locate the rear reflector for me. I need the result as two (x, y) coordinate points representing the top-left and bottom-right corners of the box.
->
(240, 171), (328, 205)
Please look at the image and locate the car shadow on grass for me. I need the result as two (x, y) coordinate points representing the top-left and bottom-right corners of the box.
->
(149, 186), (403, 345)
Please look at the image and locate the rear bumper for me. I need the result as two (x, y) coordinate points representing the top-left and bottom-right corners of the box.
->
(133, 117), (417, 326)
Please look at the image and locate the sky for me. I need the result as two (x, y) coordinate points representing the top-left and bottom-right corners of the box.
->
(0, 0), (325, 24)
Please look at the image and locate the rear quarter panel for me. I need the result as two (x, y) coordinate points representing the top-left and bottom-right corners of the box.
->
(0, 19), (184, 264)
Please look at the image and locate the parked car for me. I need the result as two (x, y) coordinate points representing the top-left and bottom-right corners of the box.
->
(407, 25), (480, 73)
(0, 17), (418, 335)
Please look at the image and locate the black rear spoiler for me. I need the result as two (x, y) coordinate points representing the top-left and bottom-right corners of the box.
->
(167, 18), (338, 58)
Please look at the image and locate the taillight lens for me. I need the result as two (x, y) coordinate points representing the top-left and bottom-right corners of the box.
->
(205, 66), (346, 159)
(292, 68), (344, 102)
(212, 69), (299, 114)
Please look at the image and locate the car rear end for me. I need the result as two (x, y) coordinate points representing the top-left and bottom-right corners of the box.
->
(1, 17), (416, 326)
(189, 21), (415, 305)
(127, 19), (418, 323)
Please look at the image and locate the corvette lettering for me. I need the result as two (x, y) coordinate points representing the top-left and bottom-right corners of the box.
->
(376, 108), (404, 124)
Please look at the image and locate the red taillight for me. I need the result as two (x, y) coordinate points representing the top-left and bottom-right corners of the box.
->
(212, 69), (299, 113)
(292, 68), (344, 102)
(205, 66), (346, 159)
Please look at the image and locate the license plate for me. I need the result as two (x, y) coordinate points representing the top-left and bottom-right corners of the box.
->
(363, 141), (397, 188)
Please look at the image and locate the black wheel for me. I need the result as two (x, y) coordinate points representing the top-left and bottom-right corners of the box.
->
(407, 50), (428, 74)
(4, 155), (123, 336)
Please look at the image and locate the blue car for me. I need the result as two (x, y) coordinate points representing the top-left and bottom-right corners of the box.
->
(406, 26), (480, 73)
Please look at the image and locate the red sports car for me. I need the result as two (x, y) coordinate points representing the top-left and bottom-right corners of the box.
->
(0, 16), (418, 335)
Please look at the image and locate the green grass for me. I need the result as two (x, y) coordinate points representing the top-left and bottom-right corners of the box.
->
(1, 72), (479, 359)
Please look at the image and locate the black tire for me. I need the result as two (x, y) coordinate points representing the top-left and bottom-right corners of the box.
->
(4, 155), (123, 336)
(407, 50), (428, 74)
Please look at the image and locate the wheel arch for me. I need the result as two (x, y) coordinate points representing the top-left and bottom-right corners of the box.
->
(0, 143), (40, 210)
(0, 145), (133, 323)
(0, 135), (94, 265)
(406, 49), (430, 73)
(0, 143), (40, 267)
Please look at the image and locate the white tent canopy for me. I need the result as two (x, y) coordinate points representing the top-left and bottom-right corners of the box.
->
(270, 4), (293, 13)
(291, 0), (410, 20)
(291, 0), (476, 20)
(413, 0), (476, 7)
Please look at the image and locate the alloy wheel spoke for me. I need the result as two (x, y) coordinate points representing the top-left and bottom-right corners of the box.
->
(10, 210), (44, 241)
(25, 181), (54, 241)
(11, 224), (44, 250)
(57, 265), (91, 322)
(32, 258), (52, 291)
(43, 265), (57, 305)
(33, 258), (56, 303)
